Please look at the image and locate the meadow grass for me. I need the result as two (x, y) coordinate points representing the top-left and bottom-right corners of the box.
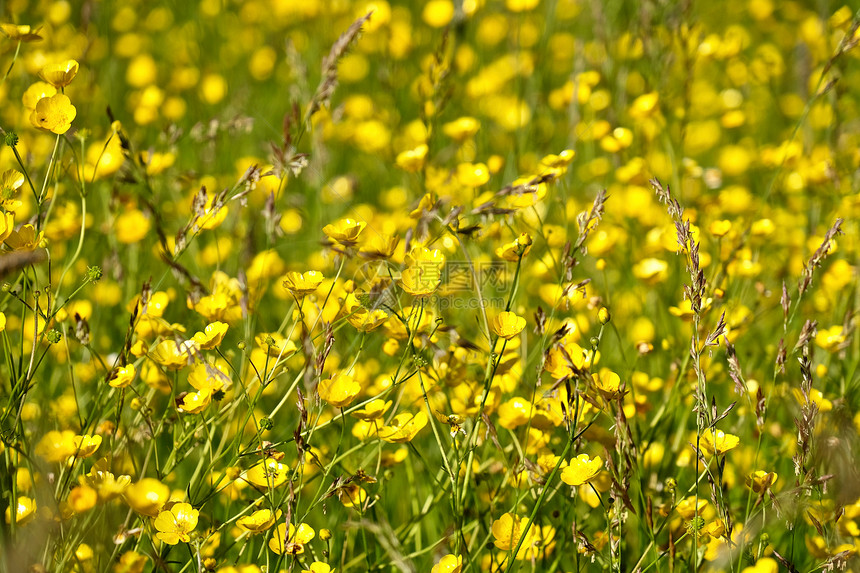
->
(0, 1), (858, 572)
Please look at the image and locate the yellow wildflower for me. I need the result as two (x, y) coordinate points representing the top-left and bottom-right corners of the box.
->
(153, 502), (198, 545)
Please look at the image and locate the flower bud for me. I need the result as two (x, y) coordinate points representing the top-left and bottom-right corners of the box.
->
(598, 307), (611, 324)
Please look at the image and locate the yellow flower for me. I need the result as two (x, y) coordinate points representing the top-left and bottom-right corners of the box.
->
(423, 0), (455, 27)
(409, 192), (436, 219)
(323, 218), (366, 246)
(632, 258), (668, 284)
(380, 411), (428, 443)
(359, 234), (400, 259)
(114, 551), (147, 573)
(337, 483), (368, 508)
(491, 512), (525, 550)
(700, 429), (740, 456)
(5, 496), (36, 525)
(815, 325), (845, 352)
(30, 94), (77, 134)
(742, 558), (779, 573)
(85, 457), (131, 500)
(456, 162), (490, 188)
(746, 470), (778, 494)
(22, 82), (56, 110)
(72, 434), (102, 458)
(506, 0), (539, 11)
(0, 169), (24, 211)
(495, 233), (533, 261)
(318, 373), (361, 408)
(560, 454), (603, 486)
(178, 388), (212, 414)
(35, 429), (77, 462)
(309, 563), (334, 573)
(244, 459), (289, 488)
(108, 364), (136, 388)
(676, 496), (708, 519)
(196, 195), (228, 230)
(592, 369), (621, 398)
(149, 339), (197, 370)
(40, 59), (79, 87)
(432, 554), (462, 573)
(153, 502), (198, 545)
(398, 266), (439, 297)
(404, 246), (446, 269)
(6, 224), (43, 250)
(350, 398), (391, 421)
(491, 311), (526, 340)
(0, 212), (15, 243)
(443, 117), (480, 142)
(192, 322), (229, 349)
(66, 484), (98, 515)
(709, 220), (732, 237)
(124, 478), (170, 517)
(187, 361), (230, 392)
(343, 293), (390, 332)
(282, 271), (325, 296)
(395, 144), (428, 172)
(543, 341), (587, 379)
(254, 332), (298, 357)
(0, 23), (42, 42)
(701, 519), (726, 539)
(115, 210), (151, 244)
(791, 388), (832, 412)
(237, 509), (280, 533)
(269, 522), (315, 555)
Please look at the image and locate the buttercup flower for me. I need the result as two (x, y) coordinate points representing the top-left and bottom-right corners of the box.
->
(108, 364), (136, 388)
(396, 144), (428, 172)
(700, 429), (740, 456)
(359, 234), (400, 259)
(746, 470), (778, 493)
(244, 459), (289, 488)
(40, 59), (79, 87)
(30, 94), (77, 134)
(124, 478), (170, 517)
(318, 373), (361, 408)
(431, 554), (462, 573)
(398, 266), (439, 297)
(592, 369), (621, 398)
(5, 496), (36, 525)
(456, 162), (490, 188)
(283, 271), (325, 296)
(380, 411), (428, 443)
(72, 434), (102, 458)
(496, 233), (533, 261)
(178, 388), (212, 414)
(350, 398), (391, 420)
(0, 212), (15, 243)
(269, 522), (315, 555)
(149, 339), (197, 370)
(153, 502), (198, 545)
(0, 23), (42, 42)
(6, 224), (43, 250)
(323, 218), (366, 246)
(560, 454), (603, 486)
(676, 496), (708, 520)
(491, 311), (526, 340)
(0, 169), (24, 211)
(237, 508), (280, 533)
(22, 82), (56, 110)
(443, 117), (480, 141)
(192, 321), (229, 349)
